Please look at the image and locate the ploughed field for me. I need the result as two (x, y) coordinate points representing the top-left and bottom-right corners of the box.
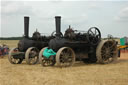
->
(0, 40), (128, 85)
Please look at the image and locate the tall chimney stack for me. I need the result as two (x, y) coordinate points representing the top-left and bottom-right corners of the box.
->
(24, 16), (29, 38)
(55, 16), (61, 37)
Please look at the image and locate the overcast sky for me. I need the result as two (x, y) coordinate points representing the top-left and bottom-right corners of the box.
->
(1, 0), (128, 38)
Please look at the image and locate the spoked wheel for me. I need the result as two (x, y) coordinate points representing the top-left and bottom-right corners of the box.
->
(56, 47), (75, 67)
(8, 48), (23, 64)
(87, 27), (101, 45)
(96, 40), (118, 64)
(39, 47), (56, 67)
(25, 47), (39, 65)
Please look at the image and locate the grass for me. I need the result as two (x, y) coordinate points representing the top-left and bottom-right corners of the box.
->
(0, 40), (19, 48)
(0, 40), (128, 85)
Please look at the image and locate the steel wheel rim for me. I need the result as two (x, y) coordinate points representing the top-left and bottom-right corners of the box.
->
(8, 48), (22, 64)
(96, 40), (118, 64)
(101, 41), (117, 63)
(56, 47), (75, 67)
(29, 50), (38, 63)
(25, 47), (39, 65)
(39, 47), (56, 67)
(29, 48), (38, 64)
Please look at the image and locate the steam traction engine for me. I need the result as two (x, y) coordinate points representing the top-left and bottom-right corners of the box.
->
(8, 16), (53, 65)
(39, 16), (118, 67)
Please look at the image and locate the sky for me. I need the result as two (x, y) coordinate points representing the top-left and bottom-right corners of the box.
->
(1, 0), (128, 38)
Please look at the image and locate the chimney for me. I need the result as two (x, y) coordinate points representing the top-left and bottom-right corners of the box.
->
(55, 16), (61, 37)
(24, 16), (29, 38)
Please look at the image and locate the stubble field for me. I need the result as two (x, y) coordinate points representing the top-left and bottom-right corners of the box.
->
(0, 40), (128, 85)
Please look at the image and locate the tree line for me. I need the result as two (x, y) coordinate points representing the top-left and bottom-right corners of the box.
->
(0, 37), (23, 40)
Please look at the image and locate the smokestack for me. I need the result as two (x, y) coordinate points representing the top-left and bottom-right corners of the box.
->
(55, 16), (61, 37)
(24, 16), (29, 38)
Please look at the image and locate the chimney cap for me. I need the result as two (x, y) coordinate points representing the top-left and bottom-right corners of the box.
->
(24, 16), (29, 18)
(55, 16), (61, 18)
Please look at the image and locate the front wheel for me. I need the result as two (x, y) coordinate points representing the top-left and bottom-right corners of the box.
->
(8, 48), (23, 64)
(25, 47), (39, 65)
(39, 47), (56, 67)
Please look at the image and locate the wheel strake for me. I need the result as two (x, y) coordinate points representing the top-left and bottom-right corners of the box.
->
(8, 48), (23, 64)
(25, 47), (39, 65)
(96, 40), (118, 64)
(39, 47), (56, 67)
(56, 47), (75, 67)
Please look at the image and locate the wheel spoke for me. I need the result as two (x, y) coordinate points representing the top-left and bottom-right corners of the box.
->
(39, 48), (56, 67)
(97, 40), (118, 64)
(87, 27), (101, 45)
(95, 29), (97, 35)
(25, 47), (39, 65)
(56, 47), (75, 67)
(8, 48), (23, 64)
(90, 30), (95, 35)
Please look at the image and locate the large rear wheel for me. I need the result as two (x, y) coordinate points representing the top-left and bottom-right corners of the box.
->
(56, 47), (75, 67)
(96, 40), (118, 64)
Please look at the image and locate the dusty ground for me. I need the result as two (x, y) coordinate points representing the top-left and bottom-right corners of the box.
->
(0, 40), (128, 85)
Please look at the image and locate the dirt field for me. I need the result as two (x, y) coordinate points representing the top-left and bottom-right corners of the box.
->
(0, 40), (128, 85)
